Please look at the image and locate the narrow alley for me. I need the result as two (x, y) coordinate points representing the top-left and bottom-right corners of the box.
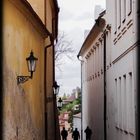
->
(1, 0), (140, 140)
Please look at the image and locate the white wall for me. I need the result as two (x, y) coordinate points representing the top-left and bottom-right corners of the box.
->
(82, 29), (105, 140)
(73, 117), (81, 140)
(105, 0), (137, 140)
(80, 0), (138, 139)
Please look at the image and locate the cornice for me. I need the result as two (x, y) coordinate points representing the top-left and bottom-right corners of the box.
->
(8, 0), (51, 39)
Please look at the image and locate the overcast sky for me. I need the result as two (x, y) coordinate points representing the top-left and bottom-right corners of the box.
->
(56, 0), (106, 96)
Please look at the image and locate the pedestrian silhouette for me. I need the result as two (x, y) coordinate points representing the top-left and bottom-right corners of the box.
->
(72, 128), (80, 140)
(84, 126), (92, 140)
(61, 127), (68, 140)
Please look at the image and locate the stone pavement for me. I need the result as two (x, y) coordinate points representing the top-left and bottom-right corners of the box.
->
(67, 132), (72, 140)
(60, 132), (72, 140)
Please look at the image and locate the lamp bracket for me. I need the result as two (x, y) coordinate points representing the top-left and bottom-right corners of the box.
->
(17, 76), (31, 84)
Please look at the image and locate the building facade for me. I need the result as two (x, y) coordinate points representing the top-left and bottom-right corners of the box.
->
(78, 0), (138, 140)
(78, 11), (106, 140)
(3, 0), (59, 139)
(106, 0), (137, 140)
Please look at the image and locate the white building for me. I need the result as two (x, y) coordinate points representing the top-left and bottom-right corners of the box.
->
(78, 0), (138, 139)
(105, 0), (137, 140)
(78, 11), (106, 140)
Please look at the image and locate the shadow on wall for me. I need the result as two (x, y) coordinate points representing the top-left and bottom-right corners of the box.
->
(0, 1), (3, 139)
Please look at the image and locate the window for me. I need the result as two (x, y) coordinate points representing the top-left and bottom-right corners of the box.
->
(128, 72), (134, 133)
(114, 0), (117, 33)
(121, 0), (126, 22)
(115, 78), (118, 125)
(118, 77), (122, 127)
(93, 50), (95, 75)
(123, 75), (126, 129)
(127, 0), (132, 16)
(115, 73), (135, 133)
(117, 0), (121, 28)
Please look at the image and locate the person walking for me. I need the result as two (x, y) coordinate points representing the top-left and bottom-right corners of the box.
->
(61, 127), (68, 140)
(84, 126), (92, 140)
(72, 128), (80, 140)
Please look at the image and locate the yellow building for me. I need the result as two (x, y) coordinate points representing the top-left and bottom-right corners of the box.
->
(3, 0), (59, 139)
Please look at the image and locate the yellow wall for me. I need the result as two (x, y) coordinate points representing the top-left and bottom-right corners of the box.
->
(27, 0), (45, 23)
(3, 0), (46, 139)
(45, 1), (57, 139)
(46, 0), (53, 32)
(3, 0), (59, 139)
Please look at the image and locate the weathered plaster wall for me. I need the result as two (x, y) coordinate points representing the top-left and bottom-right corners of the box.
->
(106, 0), (137, 139)
(3, 0), (46, 139)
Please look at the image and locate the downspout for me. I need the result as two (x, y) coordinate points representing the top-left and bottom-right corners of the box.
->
(136, 41), (140, 140)
(44, 35), (53, 140)
(52, 7), (60, 140)
(52, 37), (61, 140)
(137, 1), (140, 140)
(44, 1), (50, 138)
(77, 55), (83, 140)
(52, 36), (57, 140)
(103, 31), (107, 140)
(44, 34), (59, 140)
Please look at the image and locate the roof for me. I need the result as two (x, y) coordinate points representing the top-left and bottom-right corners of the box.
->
(77, 10), (106, 57)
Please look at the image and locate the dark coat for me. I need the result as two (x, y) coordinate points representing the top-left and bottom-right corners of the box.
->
(72, 130), (80, 140)
(84, 127), (92, 139)
(61, 129), (68, 138)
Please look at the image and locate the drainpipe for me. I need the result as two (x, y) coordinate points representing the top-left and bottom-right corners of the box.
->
(44, 27), (60, 140)
(103, 31), (107, 140)
(44, 35), (52, 140)
(137, 41), (140, 140)
(77, 55), (83, 140)
(52, 36), (57, 140)
(47, 35), (60, 140)
(137, 1), (140, 140)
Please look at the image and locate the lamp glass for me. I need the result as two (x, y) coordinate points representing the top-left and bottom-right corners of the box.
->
(54, 86), (60, 95)
(26, 51), (38, 72)
(57, 98), (62, 108)
(53, 81), (60, 95)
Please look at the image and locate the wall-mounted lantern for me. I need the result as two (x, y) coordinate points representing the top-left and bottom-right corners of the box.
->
(53, 81), (60, 95)
(57, 97), (63, 110)
(17, 51), (38, 84)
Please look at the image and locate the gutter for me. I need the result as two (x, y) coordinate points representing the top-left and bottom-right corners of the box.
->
(44, 34), (60, 140)
(103, 31), (107, 140)
(77, 55), (84, 140)
(136, 0), (140, 138)
(44, 35), (53, 140)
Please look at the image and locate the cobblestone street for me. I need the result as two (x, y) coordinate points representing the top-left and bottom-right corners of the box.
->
(67, 132), (72, 140)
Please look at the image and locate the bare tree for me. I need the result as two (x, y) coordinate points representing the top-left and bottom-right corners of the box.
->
(55, 32), (75, 69)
